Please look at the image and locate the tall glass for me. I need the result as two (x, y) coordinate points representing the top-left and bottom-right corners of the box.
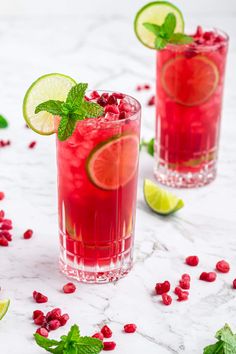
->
(154, 29), (229, 188)
(56, 92), (141, 283)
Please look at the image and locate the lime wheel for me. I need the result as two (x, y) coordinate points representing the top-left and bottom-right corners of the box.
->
(161, 55), (219, 106)
(87, 135), (139, 190)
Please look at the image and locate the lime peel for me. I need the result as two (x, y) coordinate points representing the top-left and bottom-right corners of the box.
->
(0, 299), (10, 320)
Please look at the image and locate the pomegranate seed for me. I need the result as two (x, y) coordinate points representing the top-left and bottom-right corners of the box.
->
(112, 92), (125, 99)
(23, 229), (33, 239)
(59, 313), (70, 326)
(0, 210), (5, 220)
(155, 281), (170, 295)
(84, 95), (90, 101)
(33, 310), (44, 320)
(199, 272), (217, 282)
(103, 342), (116, 351)
(144, 84), (151, 90)
(216, 260), (230, 273)
(107, 95), (117, 105)
(101, 325), (112, 338)
(92, 332), (104, 341)
(195, 26), (203, 37)
(0, 236), (8, 247)
(162, 293), (172, 306)
(119, 102), (131, 112)
(46, 308), (62, 321)
(182, 274), (191, 281)
(33, 291), (48, 303)
(97, 96), (107, 107)
(34, 314), (46, 326)
(63, 282), (76, 294)
(36, 327), (49, 338)
(1, 231), (12, 241)
(136, 85), (142, 91)
(29, 141), (37, 149)
(0, 223), (12, 230)
(48, 319), (61, 331)
(104, 105), (119, 114)
(179, 279), (190, 290)
(124, 324), (137, 333)
(0, 192), (5, 200)
(185, 255), (199, 267)
(233, 279), (236, 289)
(101, 93), (109, 99)
(177, 291), (189, 302)
(119, 111), (126, 120)
(90, 91), (100, 99)
(147, 95), (155, 106)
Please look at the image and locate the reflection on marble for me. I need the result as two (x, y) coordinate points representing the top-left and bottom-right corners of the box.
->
(0, 10), (236, 354)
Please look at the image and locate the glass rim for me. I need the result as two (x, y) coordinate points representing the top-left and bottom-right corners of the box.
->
(164, 27), (229, 53)
(84, 90), (142, 126)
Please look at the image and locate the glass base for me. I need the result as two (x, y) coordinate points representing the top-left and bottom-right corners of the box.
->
(59, 233), (133, 283)
(154, 160), (217, 188)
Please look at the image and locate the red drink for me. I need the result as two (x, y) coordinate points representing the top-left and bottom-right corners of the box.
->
(57, 92), (141, 283)
(155, 27), (229, 187)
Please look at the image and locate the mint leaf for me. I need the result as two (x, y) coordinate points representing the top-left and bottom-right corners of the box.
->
(203, 341), (224, 354)
(0, 114), (8, 128)
(34, 334), (62, 353)
(143, 22), (161, 36)
(203, 324), (236, 354)
(35, 100), (64, 115)
(140, 138), (154, 156)
(75, 337), (103, 354)
(82, 101), (104, 118)
(67, 324), (81, 341)
(155, 37), (167, 50)
(66, 83), (88, 108)
(169, 33), (194, 45)
(58, 115), (76, 141)
(216, 324), (236, 348)
(162, 13), (176, 37)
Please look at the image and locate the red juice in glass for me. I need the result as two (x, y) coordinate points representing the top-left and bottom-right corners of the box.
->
(155, 27), (229, 187)
(56, 91), (141, 283)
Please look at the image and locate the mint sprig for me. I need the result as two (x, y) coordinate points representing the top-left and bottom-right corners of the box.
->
(140, 137), (155, 157)
(143, 13), (193, 50)
(34, 324), (104, 354)
(0, 114), (8, 129)
(35, 83), (104, 141)
(203, 324), (236, 354)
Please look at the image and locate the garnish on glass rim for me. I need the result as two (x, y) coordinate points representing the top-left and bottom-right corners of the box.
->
(35, 83), (104, 141)
(143, 13), (193, 50)
(34, 324), (104, 354)
(0, 114), (8, 129)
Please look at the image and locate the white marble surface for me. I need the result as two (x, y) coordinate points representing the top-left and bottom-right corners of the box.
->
(1, 2), (236, 353)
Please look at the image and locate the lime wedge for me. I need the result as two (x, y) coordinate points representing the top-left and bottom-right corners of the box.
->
(144, 179), (184, 215)
(23, 73), (76, 135)
(0, 299), (10, 320)
(134, 1), (184, 48)
(87, 134), (139, 190)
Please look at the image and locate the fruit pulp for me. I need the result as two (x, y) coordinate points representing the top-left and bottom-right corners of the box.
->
(56, 92), (141, 283)
(155, 27), (229, 187)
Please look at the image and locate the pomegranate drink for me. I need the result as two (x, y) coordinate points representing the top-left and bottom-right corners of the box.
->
(57, 92), (141, 283)
(155, 27), (229, 187)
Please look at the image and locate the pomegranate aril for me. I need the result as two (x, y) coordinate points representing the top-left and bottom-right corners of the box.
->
(46, 308), (62, 321)
(33, 291), (48, 303)
(23, 229), (33, 239)
(36, 327), (49, 338)
(155, 281), (170, 295)
(90, 91), (100, 99)
(101, 325), (112, 338)
(92, 332), (104, 341)
(103, 342), (116, 351)
(97, 96), (107, 107)
(112, 92), (125, 99)
(119, 111), (126, 120)
(199, 272), (217, 282)
(48, 319), (61, 331)
(107, 95), (117, 105)
(0, 210), (5, 220)
(101, 93), (109, 99)
(0, 236), (8, 247)
(179, 279), (190, 290)
(162, 293), (172, 306)
(1, 231), (12, 241)
(147, 95), (155, 106)
(0, 223), (12, 230)
(144, 84), (151, 90)
(34, 314), (46, 326)
(185, 255), (199, 267)
(233, 279), (236, 289)
(119, 102), (131, 112)
(0, 192), (5, 200)
(136, 85), (142, 91)
(216, 260), (230, 273)
(33, 310), (44, 320)
(124, 323), (137, 333)
(59, 313), (69, 326)
(182, 274), (191, 281)
(63, 282), (76, 294)
(177, 291), (189, 302)
(104, 105), (119, 115)
(195, 25), (203, 37)
(29, 141), (37, 149)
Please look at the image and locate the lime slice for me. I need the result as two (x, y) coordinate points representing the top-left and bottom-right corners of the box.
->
(0, 299), (10, 320)
(134, 1), (185, 49)
(87, 134), (139, 190)
(23, 73), (76, 135)
(162, 56), (219, 106)
(144, 179), (184, 215)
